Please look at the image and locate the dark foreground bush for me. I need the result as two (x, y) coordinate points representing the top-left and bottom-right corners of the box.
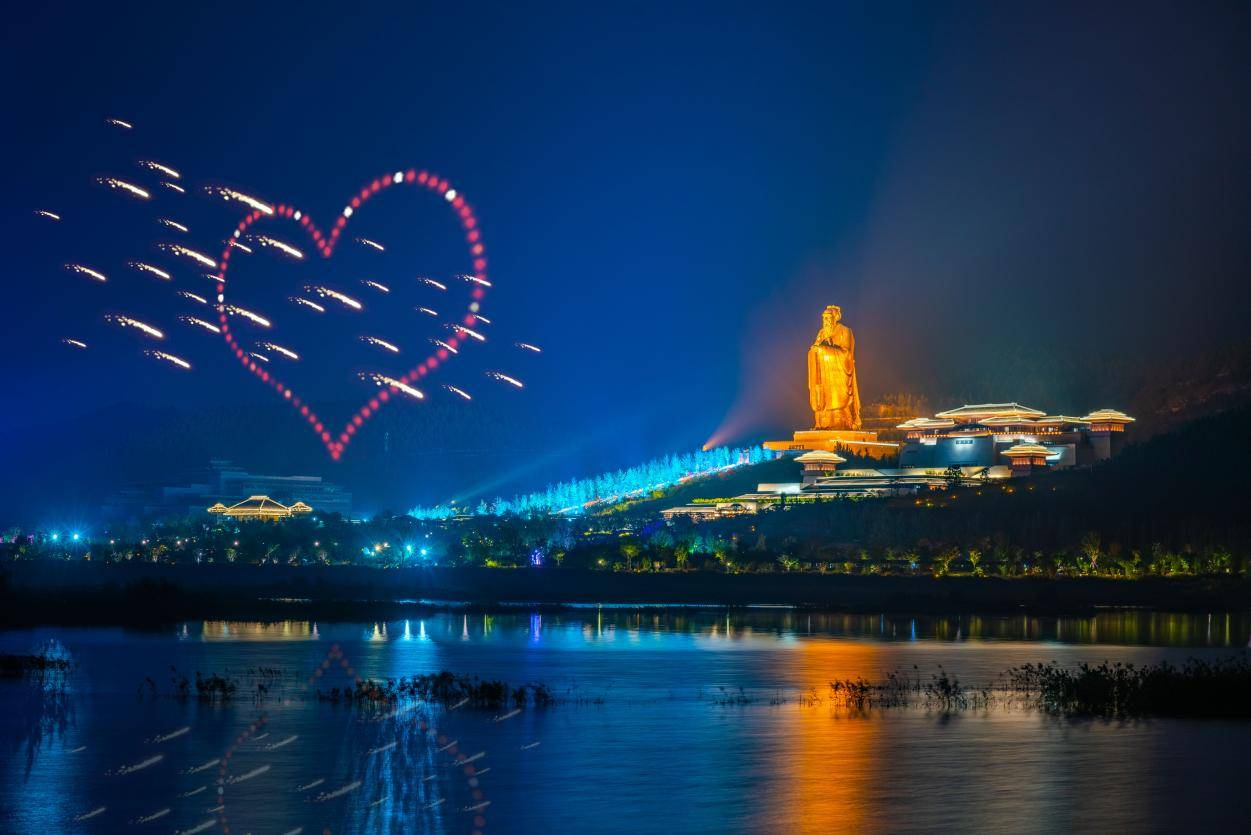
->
(1008, 657), (1251, 718)
(0, 652), (73, 678)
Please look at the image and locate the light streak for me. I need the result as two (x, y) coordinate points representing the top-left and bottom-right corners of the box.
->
(96, 176), (149, 199)
(34, 209), (60, 221)
(360, 335), (400, 353)
(74, 807), (107, 822)
(305, 285), (362, 311)
(492, 709), (520, 722)
(521, 741), (541, 750)
(356, 237), (385, 251)
(179, 316), (220, 334)
(296, 778), (325, 792)
(249, 352), (270, 363)
(360, 372), (423, 400)
(174, 818), (217, 835)
(158, 242), (218, 269)
(179, 786), (207, 798)
(227, 239), (252, 253)
(145, 350), (192, 370)
(367, 741), (397, 755)
(134, 808), (171, 824)
(458, 273), (492, 287)
(416, 306), (438, 317)
(290, 296), (325, 313)
(224, 304), (272, 328)
(249, 234), (304, 260)
(361, 279), (390, 293)
(104, 314), (164, 339)
(128, 261), (171, 280)
(443, 384), (472, 401)
(61, 338), (88, 349)
(161, 181), (186, 193)
(204, 185), (274, 215)
(114, 753), (163, 775)
(432, 338), (457, 354)
(184, 758), (220, 774)
(314, 780), (362, 802)
(258, 341), (299, 360)
(105, 117), (132, 129)
(486, 371), (524, 388)
(451, 324), (486, 342)
(418, 277), (447, 291)
(226, 764), (270, 784)
(178, 290), (208, 305)
(471, 313), (491, 325)
(68, 745), (87, 753)
(137, 160), (180, 179)
(65, 263), (107, 282)
(265, 734), (298, 751)
(151, 726), (190, 743)
(158, 218), (189, 232)
(516, 342), (542, 353)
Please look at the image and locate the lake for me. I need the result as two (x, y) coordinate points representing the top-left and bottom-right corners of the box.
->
(2, 609), (1249, 833)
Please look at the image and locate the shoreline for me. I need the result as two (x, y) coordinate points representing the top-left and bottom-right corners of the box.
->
(3, 562), (1250, 626)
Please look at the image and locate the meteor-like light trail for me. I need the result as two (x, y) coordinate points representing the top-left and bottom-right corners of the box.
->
(225, 305), (272, 328)
(179, 316), (220, 334)
(458, 273), (492, 287)
(356, 237), (385, 251)
(137, 160), (181, 179)
(361, 280), (390, 293)
(226, 764), (271, 784)
(151, 726), (190, 743)
(290, 296), (325, 313)
(516, 342), (542, 353)
(418, 277), (447, 291)
(185, 759), (220, 774)
(114, 753), (164, 775)
(360, 335), (400, 353)
(158, 243), (218, 269)
(65, 263), (107, 282)
(161, 181), (186, 194)
(158, 218), (189, 232)
(305, 285), (362, 311)
(105, 117), (132, 129)
(175, 818), (217, 835)
(451, 324), (486, 342)
(471, 313), (492, 325)
(315, 780), (362, 802)
(249, 235), (304, 260)
(128, 261), (171, 280)
(258, 341), (299, 360)
(416, 306), (438, 317)
(178, 290), (208, 305)
(360, 372), (423, 400)
(61, 338), (88, 349)
(96, 176), (150, 200)
(249, 351), (270, 363)
(432, 338), (458, 354)
(228, 239), (253, 253)
(134, 808), (171, 824)
(74, 807), (107, 822)
(487, 371), (524, 388)
(145, 350), (192, 370)
(443, 384), (472, 400)
(34, 209), (60, 221)
(205, 185), (274, 215)
(104, 315), (164, 339)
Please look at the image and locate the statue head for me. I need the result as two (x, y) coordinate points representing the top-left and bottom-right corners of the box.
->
(822, 305), (842, 330)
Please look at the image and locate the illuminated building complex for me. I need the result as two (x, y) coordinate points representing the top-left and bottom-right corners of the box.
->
(897, 404), (1134, 470)
(662, 403), (1133, 521)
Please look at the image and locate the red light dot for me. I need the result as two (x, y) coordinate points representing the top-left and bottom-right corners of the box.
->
(472, 287), (485, 299)
(321, 431), (331, 443)
(437, 348), (448, 360)
(339, 433), (349, 444)
(405, 170), (416, 182)
(361, 407), (371, 418)
(378, 390), (390, 402)
(417, 366), (427, 376)
(353, 415), (363, 426)
(474, 258), (487, 271)
(467, 230), (480, 242)
(301, 406), (309, 416)
(350, 197), (361, 208)
(417, 171), (428, 183)
(314, 422), (323, 433)
(347, 424), (356, 435)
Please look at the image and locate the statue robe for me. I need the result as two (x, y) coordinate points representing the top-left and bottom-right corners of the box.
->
(807, 323), (861, 430)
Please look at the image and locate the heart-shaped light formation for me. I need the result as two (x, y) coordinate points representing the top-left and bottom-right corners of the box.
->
(213, 169), (488, 461)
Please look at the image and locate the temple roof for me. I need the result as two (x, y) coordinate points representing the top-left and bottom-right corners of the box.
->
(1035, 415), (1091, 425)
(207, 495), (312, 517)
(1000, 443), (1051, 458)
(935, 403), (1047, 420)
(897, 417), (956, 429)
(979, 416), (1038, 426)
(795, 450), (847, 464)
(1081, 408), (1135, 423)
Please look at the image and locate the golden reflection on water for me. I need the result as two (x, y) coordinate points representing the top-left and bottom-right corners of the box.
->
(200, 620), (316, 641)
(763, 638), (883, 833)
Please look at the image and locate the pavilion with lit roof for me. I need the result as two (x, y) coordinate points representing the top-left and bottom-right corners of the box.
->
(207, 495), (314, 520)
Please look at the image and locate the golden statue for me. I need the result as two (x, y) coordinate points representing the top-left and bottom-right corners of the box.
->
(807, 305), (861, 430)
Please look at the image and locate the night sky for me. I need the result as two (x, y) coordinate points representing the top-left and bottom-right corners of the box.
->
(2, 3), (1250, 521)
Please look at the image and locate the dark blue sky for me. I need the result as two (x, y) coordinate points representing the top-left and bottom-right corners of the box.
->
(3, 2), (1250, 516)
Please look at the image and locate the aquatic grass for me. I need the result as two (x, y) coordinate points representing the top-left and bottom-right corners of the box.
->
(0, 652), (73, 678)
